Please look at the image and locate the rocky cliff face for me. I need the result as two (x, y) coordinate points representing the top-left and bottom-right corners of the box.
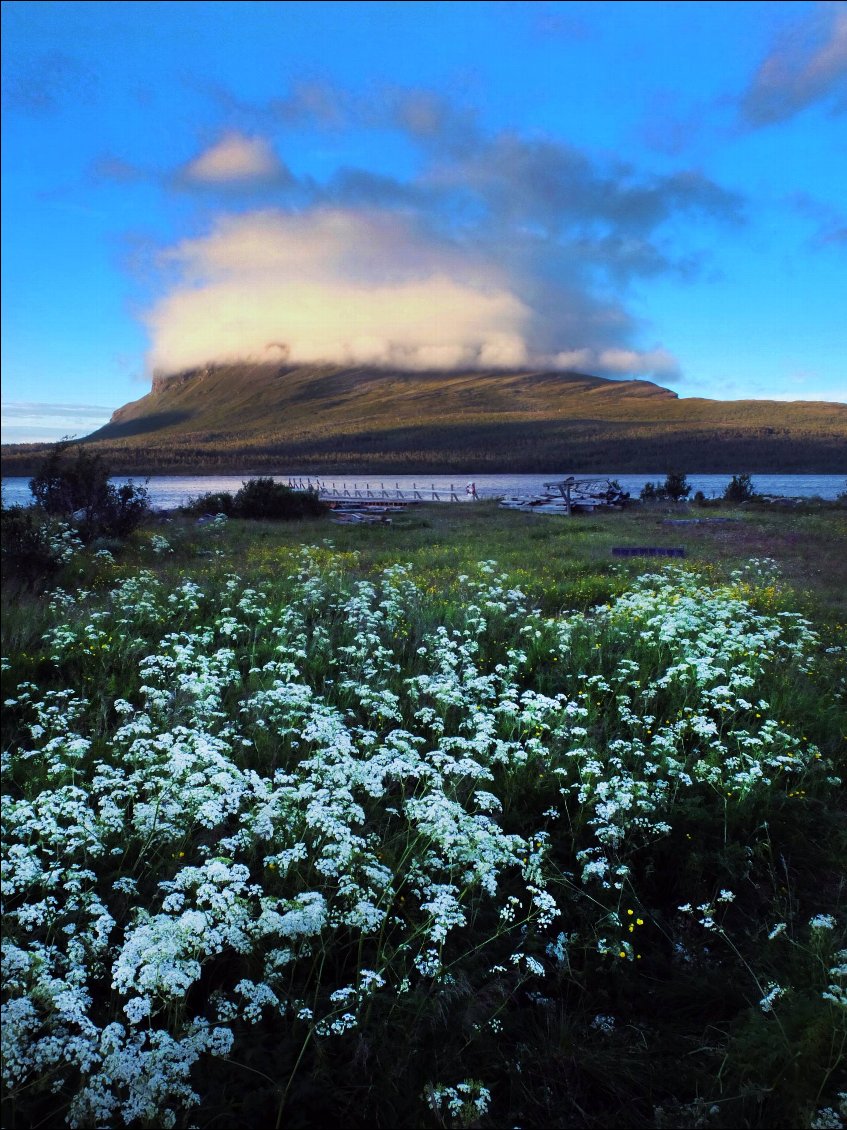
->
(149, 369), (212, 396)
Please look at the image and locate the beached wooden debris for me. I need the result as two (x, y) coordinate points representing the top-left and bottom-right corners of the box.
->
(500, 477), (632, 515)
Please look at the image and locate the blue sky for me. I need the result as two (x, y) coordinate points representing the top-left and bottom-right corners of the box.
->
(2, 0), (846, 443)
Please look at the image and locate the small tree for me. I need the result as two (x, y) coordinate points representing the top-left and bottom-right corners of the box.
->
(185, 490), (237, 516)
(30, 442), (111, 517)
(28, 441), (150, 542)
(640, 480), (660, 502)
(663, 471), (691, 502)
(723, 474), (757, 504)
(184, 480), (327, 520)
(639, 472), (691, 503)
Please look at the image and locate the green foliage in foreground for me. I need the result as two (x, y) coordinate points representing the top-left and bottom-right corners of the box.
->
(2, 525), (845, 1129)
(0, 504), (85, 584)
(2, 442), (151, 586)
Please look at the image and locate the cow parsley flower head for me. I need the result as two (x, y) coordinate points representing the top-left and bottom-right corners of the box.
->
(810, 914), (836, 932)
(759, 982), (786, 1013)
(423, 1079), (491, 1123)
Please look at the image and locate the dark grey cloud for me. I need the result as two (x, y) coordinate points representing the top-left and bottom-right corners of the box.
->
(1, 50), (98, 115)
(90, 156), (148, 184)
(740, 1), (847, 127)
(379, 88), (481, 154)
(604, 168), (745, 231)
(325, 167), (431, 210)
(789, 191), (847, 250)
(207, 79), (483, 156)
(410, 133), (745, 289)
(181, 84), (745, 287)
(269, 80), (350, 130)
(422, 133), (744, 243)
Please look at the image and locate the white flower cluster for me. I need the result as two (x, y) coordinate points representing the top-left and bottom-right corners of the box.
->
(46, 520), (84, 564)
(2, 554), (838, 1124)
(557, 568), (830, 904)
(149, 534), (173, 555)
(423, 1078), (492, 1126)
(822, 950), (847, 1009)
(810, 1093), (847, 1130)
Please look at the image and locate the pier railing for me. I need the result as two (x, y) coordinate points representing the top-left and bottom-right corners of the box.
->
(287, 478), (475, 503)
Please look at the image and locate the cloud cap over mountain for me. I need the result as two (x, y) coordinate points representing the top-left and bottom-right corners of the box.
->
(145, 207), (685, 379)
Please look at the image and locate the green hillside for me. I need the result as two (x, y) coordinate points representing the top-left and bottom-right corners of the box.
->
(3, 364), (846, 474)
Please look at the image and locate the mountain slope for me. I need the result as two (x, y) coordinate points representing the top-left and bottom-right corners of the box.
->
(3, 364), (846, 474)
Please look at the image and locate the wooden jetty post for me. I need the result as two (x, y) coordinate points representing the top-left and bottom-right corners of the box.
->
(543, 476), (578, 515)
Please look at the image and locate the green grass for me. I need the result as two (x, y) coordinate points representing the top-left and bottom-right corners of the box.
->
(117, 499), (847, 623)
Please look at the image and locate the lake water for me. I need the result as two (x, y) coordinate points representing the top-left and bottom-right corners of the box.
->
(2, 472), (845, 509)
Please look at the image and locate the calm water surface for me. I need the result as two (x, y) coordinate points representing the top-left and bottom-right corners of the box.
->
(3, 472), (845, 509)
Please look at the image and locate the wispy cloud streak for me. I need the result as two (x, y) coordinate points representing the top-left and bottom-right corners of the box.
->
(741, 1), (847, 126)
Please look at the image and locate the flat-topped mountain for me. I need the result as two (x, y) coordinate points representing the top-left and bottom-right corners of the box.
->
(3, 364), (846, 474)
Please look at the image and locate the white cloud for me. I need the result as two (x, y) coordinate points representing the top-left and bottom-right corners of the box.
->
(2, 400), (114, 418)
(551, 349), (594, 370)
(145, 207), (680, 379)
(146, 209), (532, 372)
(596, 347), (680, 379)
(0, 402), (114, 444)
(180, 132), (288, 185)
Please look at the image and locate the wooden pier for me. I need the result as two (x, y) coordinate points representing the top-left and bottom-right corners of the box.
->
(288, 478), (475, 504)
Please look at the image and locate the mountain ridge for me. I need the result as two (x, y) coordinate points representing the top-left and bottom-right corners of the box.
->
(3, 364), (845, 475)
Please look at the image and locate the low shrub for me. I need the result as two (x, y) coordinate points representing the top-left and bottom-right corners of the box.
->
(2, 554), (844, 1128)
(187, 479), (327, 520)
(185, 490), (237, 516)
(234, 477), (327, 519)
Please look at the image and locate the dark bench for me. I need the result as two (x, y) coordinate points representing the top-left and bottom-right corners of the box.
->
(612, 547), (686, 557)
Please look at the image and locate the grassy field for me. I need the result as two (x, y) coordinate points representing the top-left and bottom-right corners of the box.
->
(2, 500), (845, 1129)
(122, 499), (847, 622)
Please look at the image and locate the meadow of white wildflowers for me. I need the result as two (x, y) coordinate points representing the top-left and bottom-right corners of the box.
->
(2, 548), (845, 1128)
